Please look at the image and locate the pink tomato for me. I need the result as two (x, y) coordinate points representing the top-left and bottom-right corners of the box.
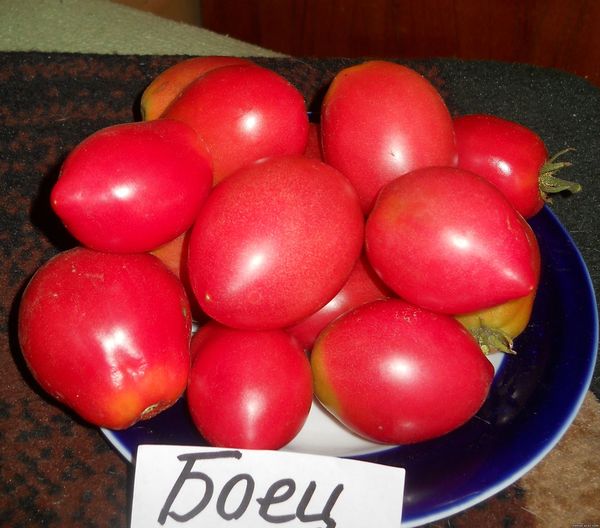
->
(187, 155), (364, 330)
(453, 113), (580, 218)
(312, 298), (494, 444)
(365, 166), (539, 314)
(18, 247), (192, 429)
(164, 64), (309, 184)
(286, 253), (391, 350)
(187, 326), (313, 449)
(321, 60), (456, 213)
(51, 119), (212, 253)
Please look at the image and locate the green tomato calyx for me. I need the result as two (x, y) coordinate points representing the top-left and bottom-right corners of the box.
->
(469, 323), (515, 355)
(539, 148), (582, 202)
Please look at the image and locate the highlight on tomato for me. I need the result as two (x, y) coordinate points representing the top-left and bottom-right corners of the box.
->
(311, 298), (494, 444)
(321, 60), (456, 213)
(454, 220), (541, 354)
(18, 247), (192, 430)
(187, 324), (313, 449)
(453, 113), (581, 218)
(365, 166), (540, 314)
(187, 155), (364, 330)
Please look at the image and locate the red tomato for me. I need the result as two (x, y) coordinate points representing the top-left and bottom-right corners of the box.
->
(286, 253), (391, 350)
(187, 326), (313, 449)
(51, 119), (213, 253)
(164, 64), (309, 184)
(140, 56), (253, 120)
(311, 298), (494, 444)
(187, 155), (364, 330)
(365, 166), (539, 314)
(455, 223), (541, 354)
(18, 247), (192, 429)
(321, 60), (456, 213)
(453, 114), (580, 218)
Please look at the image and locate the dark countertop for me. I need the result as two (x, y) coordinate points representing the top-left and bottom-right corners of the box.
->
(1, 52), (598, 527)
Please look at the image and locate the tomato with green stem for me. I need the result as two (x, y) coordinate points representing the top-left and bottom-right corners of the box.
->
(453, 114), (581, 218)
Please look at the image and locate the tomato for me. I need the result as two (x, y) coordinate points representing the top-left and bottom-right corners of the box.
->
(321, 60), (456, 213)
(164, 64), (309, 184)
(187, 155), (364, 330)
(365, 166), (539, 314)
(286, 253), (391, 350)
(51, 119), (213, 253)
(187, 325), (313, 449)
(455, 290), (537, 355)
(311, 298), (494, 444)
(453, 114), (580, 218)
(18, 247), (192, 430)
(150, 231), (189, 279)
(140, 56), (253, 120)
(455, 221), (541, 354)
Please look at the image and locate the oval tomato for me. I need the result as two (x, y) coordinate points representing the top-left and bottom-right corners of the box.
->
(286, 253), (391, 350)
(311, 298), (494, 444)
(187, 325), (313, 449)
(321, 60), (456, 213)
(164, 64), (309, 184)
(365, 166), (539, 314)
(453, 114), (580, 218)
(140, 56), (253, 120)
(51, 119), (213, 253)
(187, 155), (364, 330)
(18, 247), (192, 429)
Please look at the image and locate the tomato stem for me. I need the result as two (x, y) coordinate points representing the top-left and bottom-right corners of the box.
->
(469, 324), (515, 355)
(539, 148), (582, 201)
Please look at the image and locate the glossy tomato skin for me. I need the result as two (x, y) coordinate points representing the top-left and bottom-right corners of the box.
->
(312, 298), (494, 444)
(187, 155), (364, 330)
(164, 64), (309, 184)
(453, 114), (549, 218)
(455, 222), (541, 353)
(187, 325), (313, 449)
(365, 166), (539, 314)
(18, 247), (192, 430)
(51, 119), (213, 253)
(321, 60), (456, 213)
(286, 253), (391, 350)
(140, 56), (253, 120)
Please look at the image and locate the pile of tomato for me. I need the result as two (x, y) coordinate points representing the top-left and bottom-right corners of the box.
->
(18, 58), (580, 450)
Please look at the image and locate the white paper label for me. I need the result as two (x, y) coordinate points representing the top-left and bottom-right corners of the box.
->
(130, 444), (405, 528)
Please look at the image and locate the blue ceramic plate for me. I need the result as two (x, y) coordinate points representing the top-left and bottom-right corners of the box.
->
(102, 206), (598, 527)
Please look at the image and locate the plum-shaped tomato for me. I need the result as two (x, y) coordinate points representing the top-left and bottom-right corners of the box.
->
(187, 324), (313, 449)
(366, 166), (539, 314)
(51, 119), (212, 253)
(453, 114), (580, 218)
(321, 60), (456, 213)
(286, 253), (391, 350)
(18, 247), (192, 429)
(140, 56), (253, 120)
(164, 64), (309, 184)
(187, 155), (364, 330)
(311, 298), (494, 444)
